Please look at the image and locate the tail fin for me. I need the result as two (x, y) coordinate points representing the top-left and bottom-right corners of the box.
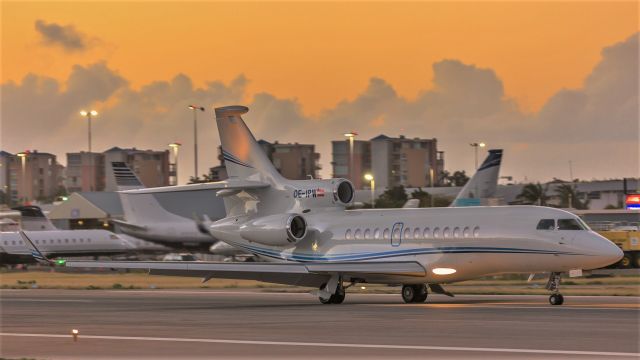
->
(19, 231), (52, 265)
(215, 106), (284, 184)
(12, 206), (57, 231)
(452, 149), (503, 207)
(110, 162), (145, 190)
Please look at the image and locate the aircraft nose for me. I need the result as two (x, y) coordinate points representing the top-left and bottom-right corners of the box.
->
(596, 236), (623, 267)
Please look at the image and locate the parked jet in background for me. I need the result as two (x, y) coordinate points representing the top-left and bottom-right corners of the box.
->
(54, 105), (622, 306)
(110, 162), (225, 250)
(452, 149), (503, 207)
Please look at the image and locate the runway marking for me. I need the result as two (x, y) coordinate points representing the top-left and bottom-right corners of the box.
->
(1, 299), (93, 303)
(375, 304), (639, 311)
(1, 332), (638, 357)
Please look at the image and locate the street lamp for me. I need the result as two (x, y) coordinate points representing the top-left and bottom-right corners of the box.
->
(469, 142), (486, 170)
(188, 105), (205, 179)
(17, 152), (27, 203)
(364, 173), (375, 208)
(80, 110), (98, 152)
(344, 132), (358, 182)
(168, 142), (182, 185)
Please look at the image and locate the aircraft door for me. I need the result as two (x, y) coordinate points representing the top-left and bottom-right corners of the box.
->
(391, 222), (403, 247)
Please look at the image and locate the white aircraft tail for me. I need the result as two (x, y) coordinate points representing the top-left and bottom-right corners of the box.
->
(215, 106), (285, 185)
(12, 206), (57, 231)
(452, 149), (503, 207)
(110, 162), (145, 191)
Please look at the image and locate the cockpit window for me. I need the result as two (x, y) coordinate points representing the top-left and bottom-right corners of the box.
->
(536, 219), (555, 230)
(558, 219), (586, 230)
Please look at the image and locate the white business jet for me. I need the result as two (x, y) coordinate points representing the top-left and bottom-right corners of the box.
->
(27, 105), (622, 305)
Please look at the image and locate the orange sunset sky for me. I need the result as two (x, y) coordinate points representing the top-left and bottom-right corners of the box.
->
(1, 1), (639, 184)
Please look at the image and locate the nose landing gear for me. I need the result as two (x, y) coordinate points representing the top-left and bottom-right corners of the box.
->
(546, 272), (564, 305)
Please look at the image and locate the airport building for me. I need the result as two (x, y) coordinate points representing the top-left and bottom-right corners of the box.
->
(65, 147), (171, 193)
(0, 150), (64, 205)
(332, 135), (445, 189)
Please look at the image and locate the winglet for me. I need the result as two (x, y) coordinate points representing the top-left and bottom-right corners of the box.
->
(19, 231), (52, 265)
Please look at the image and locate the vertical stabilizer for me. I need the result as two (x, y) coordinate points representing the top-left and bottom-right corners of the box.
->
(214, 106), (284, 185)
(452, 149), (503, 207)
(110, 162), (145, 191)
(12, 206), (57, 231)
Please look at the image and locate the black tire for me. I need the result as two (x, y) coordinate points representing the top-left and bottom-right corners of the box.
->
(632, 253), (640, 269)
(402, 285), (416, 303)
(549, 293), (564, 306)
(619, 253), (633, 269)
(412, 284), (428, 303)
(331, 289), (346, 304)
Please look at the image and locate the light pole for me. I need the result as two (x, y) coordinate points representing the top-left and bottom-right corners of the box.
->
(17, 152), (27, 203)
(469, 142), (486, 170)
(344, 132), (358, 182)
(364, 173), (375, 208)
(429, 167), (435, 207)
(169, 142), (182, 185)
(188, 105), (205, 179)
(470, 142), (486, 199)
(80, 110), (98, 152)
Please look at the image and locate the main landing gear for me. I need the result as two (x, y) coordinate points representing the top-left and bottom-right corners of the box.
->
(318, 276), (346, 304)
(546, 272), (564, 305)
(401, 284), (428, 303)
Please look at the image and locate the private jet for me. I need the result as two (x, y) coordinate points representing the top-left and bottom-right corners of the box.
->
(27, 105), (622, 305)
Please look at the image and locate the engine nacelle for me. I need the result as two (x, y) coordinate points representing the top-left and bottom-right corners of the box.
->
(239, 214), (307, 247)
(288, 178), (355, 208)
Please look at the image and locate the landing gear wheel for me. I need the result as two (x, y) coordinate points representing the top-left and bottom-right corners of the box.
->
(619, 253), (633, 269)
(413, 284), (428, 303)
(402, 284), (427, 303)
(549, 293), (564, 305)
(318, 282), (346, 304)
(402, 285), (416, 303)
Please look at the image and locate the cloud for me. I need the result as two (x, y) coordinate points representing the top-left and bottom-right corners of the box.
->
(35, 20), (88, 52)
(1, 33), (637, 183)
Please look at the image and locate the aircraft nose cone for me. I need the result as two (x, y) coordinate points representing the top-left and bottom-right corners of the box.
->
(600, 240), (623, 267)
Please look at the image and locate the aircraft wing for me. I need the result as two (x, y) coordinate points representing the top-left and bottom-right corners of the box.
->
(64, 260), (427, 287)
(120, 179), (270, 195)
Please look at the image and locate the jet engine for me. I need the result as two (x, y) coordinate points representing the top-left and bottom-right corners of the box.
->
(239, 214), (307, 247)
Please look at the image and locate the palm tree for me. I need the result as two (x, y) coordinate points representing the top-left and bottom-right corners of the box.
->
(516, 183), (549, 206)
(554, 183), (590, 209)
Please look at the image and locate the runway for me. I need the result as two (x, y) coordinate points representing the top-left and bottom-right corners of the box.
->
(1, 289), (639, 359)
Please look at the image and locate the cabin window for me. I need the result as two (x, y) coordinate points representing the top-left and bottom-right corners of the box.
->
(12, 241), (16, 245)
(404, 227), (412, 239)
(50, 239), (54, 244)
(393, 227), (401, 240)
(536, 219), (555, 230)
(79, 238), (84, 243)
(35, 240), (39, 244)
(88, 239), (91, 243)
(557, 219), (585, 230)
(423, 227), (430, 239)
(354, 229), (362, 240)
(72, 239), (76, 243)
(443, 227), (451, 238)
(345, 229), (352, 240)
(364, 228), (371, 239)
(373, 228), (380, 239)
(2, 241), (6, 245)
(433, 227), (440, 238)
(453, 227), (460, 238)
(413, 228), (421, 239)
(463, 227), (470, 238)
(383, 228), (390, 239)
(473, 226), (480, 238)
(65, 239), (69, 243)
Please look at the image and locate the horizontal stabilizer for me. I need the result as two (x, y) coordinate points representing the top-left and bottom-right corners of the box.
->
(120, 179), (270, 195)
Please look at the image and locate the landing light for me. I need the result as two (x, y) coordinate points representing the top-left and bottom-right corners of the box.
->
(432, 268), (456, 275)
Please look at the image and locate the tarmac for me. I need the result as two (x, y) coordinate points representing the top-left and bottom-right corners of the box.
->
(1, 289), (639, 359)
